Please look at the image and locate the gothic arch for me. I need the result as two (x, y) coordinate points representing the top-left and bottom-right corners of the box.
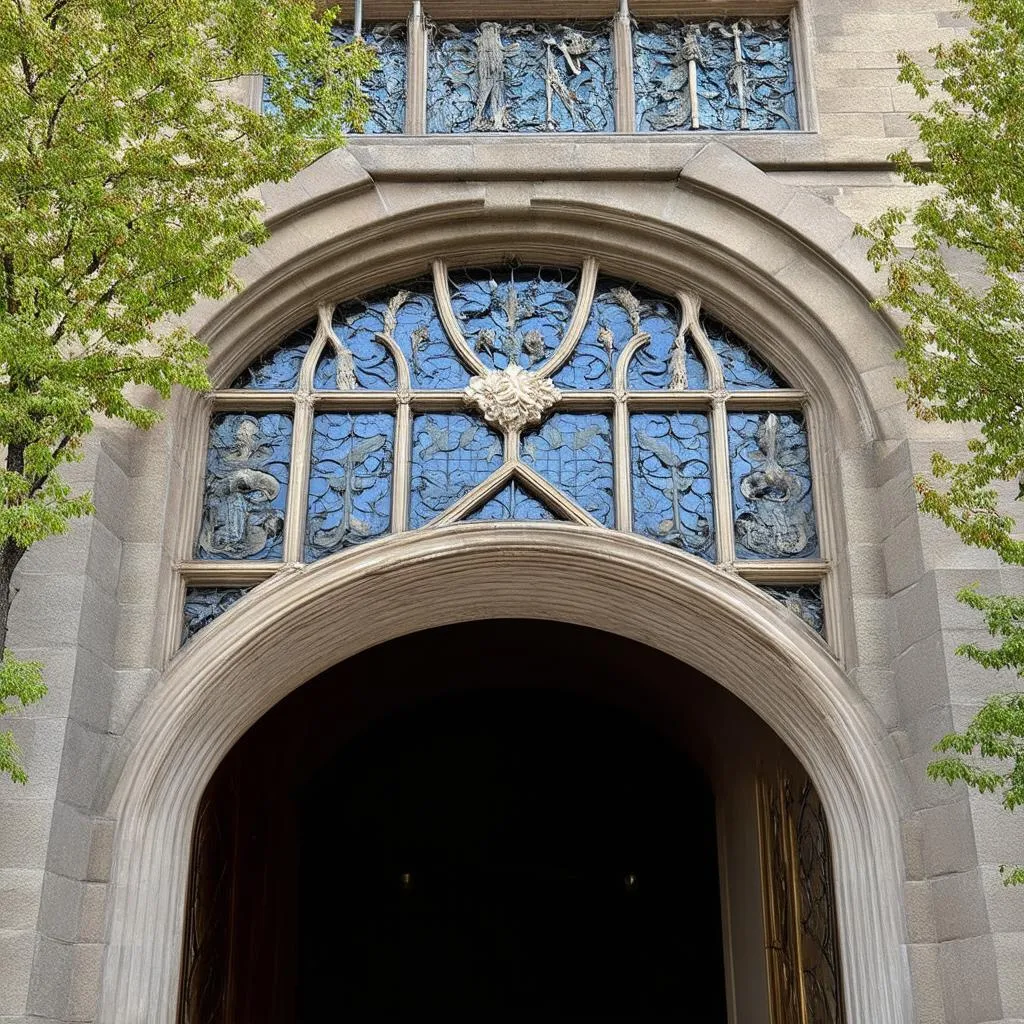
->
(94, 145), (915, 1022)
(99, 527), (911, 1023)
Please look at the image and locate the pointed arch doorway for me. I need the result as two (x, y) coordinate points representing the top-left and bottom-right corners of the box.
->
(178, 620), (842, 1023)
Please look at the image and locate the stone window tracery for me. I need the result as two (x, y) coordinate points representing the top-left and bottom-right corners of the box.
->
(180, 260), (831, 647)
(262, 8), (803, 135)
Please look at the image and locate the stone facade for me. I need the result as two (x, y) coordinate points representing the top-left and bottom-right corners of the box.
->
(3, 2), (1024, 1022)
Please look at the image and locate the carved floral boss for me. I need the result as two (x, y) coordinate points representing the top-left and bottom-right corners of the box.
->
(464, 364), (561, 433)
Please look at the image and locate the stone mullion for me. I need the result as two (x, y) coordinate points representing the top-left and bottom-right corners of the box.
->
(612, 1), (636, 133)
(710, 395), (736, 567)
(405, 1), (427, 135)
(282, 396), (314, 564)
(616, 390), (714, 410)
(801, 398), (840, 655)
(391, 399), (413, 533)
(613, 396), (632, 532)
(314, 392), (400, 412)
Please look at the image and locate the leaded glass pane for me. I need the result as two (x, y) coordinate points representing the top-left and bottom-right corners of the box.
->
(389, 281), (471, 390)
(467, 482), (556, 521)
(624, 291), (708, 392)
(426, 22), (615, 134)
(182, 588), (250, 644)
(522, 413), (614, 526)
(331, 24), (408, 135)
(410, 413), (503, 527)
(631, 413), (715, 559)
(729, 412), (817, 560)
(314, 298), (400, 390)
(196, 413), (292, 561)
(306, 413), (395, 560)
(449, 267), (578, 371)
(707, 318), (787, 390)
(760, 584), (825, 636)
(635, 20), (798, 133)
(231, 325), (313, 390)
(553, 279), (705, 391)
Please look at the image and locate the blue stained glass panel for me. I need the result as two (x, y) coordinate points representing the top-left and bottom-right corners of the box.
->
(635, 20), (798, 133)
(760, 584), (825, 636)
(196, 413), (292, 561)
(620, 289), (708, 391)
(231, 324), (313, 390)
(522, 412), (614, 526)
(182, 588), (250, 645)
(306, 413), (394, 560)
(410, 413), (504, 527)
(426, 23), (615, 134)
(315, 299), (399, 390)
(331, 24), (408, 135)
(729, 412), (818, 559)
(631, 413), (715, 559)
(317, 286), (468, 391)
(466, 482), (556, 521)
(449, 267), (578, 371)
(706, 317), (786, 390)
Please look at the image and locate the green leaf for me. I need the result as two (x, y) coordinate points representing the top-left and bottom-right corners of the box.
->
(860, 0), (1024, 884)
(0, 0), (372, 781)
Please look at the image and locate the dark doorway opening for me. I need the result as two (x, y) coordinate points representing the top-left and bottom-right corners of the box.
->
(180, 622), (729, 1022)
(298, 687), (725, 1019)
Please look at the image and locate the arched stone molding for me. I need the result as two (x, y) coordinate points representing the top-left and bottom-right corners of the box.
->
(198, 142), (898, 442)
(158, 144), (908, 677)
(98, 525), (912, 1024)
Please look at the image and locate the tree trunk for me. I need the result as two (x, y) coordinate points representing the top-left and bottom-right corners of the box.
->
(0, 539), (27, 655)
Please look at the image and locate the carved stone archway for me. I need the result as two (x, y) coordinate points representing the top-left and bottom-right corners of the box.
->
(99, 525), (911, 1024)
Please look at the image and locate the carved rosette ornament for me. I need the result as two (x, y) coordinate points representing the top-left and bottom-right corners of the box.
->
(464, 364), (561, 433)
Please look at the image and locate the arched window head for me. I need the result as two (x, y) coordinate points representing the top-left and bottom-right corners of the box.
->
(181, 260), (828, 647)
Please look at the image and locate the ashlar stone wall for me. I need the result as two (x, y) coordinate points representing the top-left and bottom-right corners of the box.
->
(4, 3), (1024, 1023)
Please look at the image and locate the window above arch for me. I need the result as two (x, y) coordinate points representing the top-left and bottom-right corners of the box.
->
(263, 6), (804, 135)
(179, 259), (831, 650)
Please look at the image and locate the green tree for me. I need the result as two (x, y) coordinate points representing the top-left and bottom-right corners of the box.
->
(0, 0), (375, 782)
(858, 0), (1024, 883)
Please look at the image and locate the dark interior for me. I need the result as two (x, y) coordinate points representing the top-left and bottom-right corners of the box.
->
(182, 622), (729, 1022)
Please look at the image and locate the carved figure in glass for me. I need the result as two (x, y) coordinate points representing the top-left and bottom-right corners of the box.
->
(760, 585), (825, 635)
(427, 22), (614, 134)
(449, 267), (578, 371)
(196, 414), (292, 560)
(181, 588), (250, 643)
(467, 482), (556, 521)
(635, 20), (798, 133)
(730, 412), (817, 559)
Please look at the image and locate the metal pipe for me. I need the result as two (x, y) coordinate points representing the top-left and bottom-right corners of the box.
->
(412, 1), (421, 17)
(619, 0), (628, 16)
(353, 0), (363, 39)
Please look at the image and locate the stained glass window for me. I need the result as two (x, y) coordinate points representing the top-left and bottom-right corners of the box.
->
(182, 260), (827, 644)
(634, 19), (798, 132)
(426, 22), (616, 134)
(182, 588), (251, 644)
(263, 14), (800, 137)
(264, 23), (408, 135)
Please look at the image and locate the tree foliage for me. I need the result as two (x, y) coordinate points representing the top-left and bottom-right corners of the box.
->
(858, 0), (1024, 882)
(0, 0), (375, 781)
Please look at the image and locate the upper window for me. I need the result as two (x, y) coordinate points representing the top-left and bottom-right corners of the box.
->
(180, 260), (829, 648)
(264, 9), (802, 135)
